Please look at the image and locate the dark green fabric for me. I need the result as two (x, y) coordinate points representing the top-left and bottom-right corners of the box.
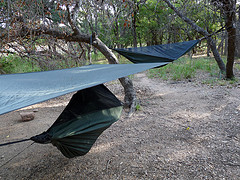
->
(49, 106), (122, 158)
(114, 40), (200, 63)
(49, 84), (122, 127)
(31, 84), (123, 158)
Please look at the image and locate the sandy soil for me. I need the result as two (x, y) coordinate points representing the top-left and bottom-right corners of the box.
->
(0, 71), (240, 180)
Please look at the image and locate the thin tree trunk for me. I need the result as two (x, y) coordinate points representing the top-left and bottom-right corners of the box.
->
(138, 33), (142, 47)
(207, 43), (211, 57)
(224, 36), (228, 56)
(217, 33), (225, 56)
(206, 36), (226, 72)
(235, 27), (240, 57)
(132, 0), (138, 47)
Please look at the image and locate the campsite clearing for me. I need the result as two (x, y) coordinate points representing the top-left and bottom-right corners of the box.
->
(0, 71), (240, 179)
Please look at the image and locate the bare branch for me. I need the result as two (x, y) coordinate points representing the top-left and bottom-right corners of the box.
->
(66, 4), (80, 35)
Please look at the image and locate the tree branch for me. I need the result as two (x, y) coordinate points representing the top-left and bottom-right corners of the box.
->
(163, 0), (209, 36)
(162, 0), (226, 73)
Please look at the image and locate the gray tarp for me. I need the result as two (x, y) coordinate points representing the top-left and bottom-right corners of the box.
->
(0, 40), (200, 116)
(0, 62), (168, 115)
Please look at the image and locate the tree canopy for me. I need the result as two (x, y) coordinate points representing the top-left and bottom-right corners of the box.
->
(0, 0), (239, 76)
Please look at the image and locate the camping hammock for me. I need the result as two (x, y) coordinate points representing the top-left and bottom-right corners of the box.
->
(31, 84), (122, 158)
(0, 40), (199, 158)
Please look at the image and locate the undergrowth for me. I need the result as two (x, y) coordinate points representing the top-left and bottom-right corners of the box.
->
(149, 57), (220, 80)
(0, 52), (131, 74)
(0, 55), (41, 74)
(148, 56), (240, 86)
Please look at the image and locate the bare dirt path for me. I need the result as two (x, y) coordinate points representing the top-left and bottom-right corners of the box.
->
(0, 72), (240, 179)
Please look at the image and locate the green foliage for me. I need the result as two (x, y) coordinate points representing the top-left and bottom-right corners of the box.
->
(149, 57), (196, 80)
(93, 0), (224, 50)
(0, 55), (41, 74)
(202, 77), (238, 87)
(0, 0), (230, 77)
(149, 56), (239, 86)
(135, 103), (142, 111)
(228, 78), (238, 84)
(0, 1), (7, 6)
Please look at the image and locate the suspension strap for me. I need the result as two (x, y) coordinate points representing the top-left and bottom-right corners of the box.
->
(0, 138), (31, 147)
(200, 25), (228, 41)
(0, 142), (34, 169)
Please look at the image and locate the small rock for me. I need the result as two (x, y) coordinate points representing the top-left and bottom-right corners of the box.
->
(20, 112), (35, 121)
(33, 109), (39, 112)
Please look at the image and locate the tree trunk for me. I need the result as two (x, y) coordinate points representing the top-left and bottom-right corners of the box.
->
(138, 33), (142, 47)
(92, 36), (136, 109)
(119, 77), (136, 110)
(226, 26), (236, 79)
(207, 43), (211, 57)
(207, 36), (226, 72)
(224, 1), (236, 79)
(162, 0), (226, 73)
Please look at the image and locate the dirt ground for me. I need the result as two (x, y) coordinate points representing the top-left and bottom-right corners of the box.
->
(0, 71), (240, 180)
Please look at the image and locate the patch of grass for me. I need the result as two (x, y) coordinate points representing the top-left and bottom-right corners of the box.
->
(149, 57), (197, 80)
(92, 52), (108, 64)
(135, 103), (142, 111)
(148, 56), (226, 81)
(128, 74), (135, 79)
(201, 76), (239, 87)
(218, 80), (227, 86)
(118, 56), (132, 64)
(228, 78), (238, 84)
(202, 78), (217, 85)
(234, 63), (240, 71)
